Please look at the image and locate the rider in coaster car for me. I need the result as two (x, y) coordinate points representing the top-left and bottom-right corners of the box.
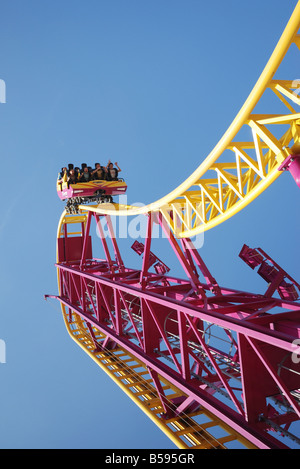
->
(68, 168), (79, 185)
(58, 167), (68, 184)
(79, 166), (92, 182)
(106, 160), (121, 181)
(91, 163), (107, 180)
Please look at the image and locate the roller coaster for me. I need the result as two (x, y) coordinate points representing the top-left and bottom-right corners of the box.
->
(46, 3), (300, 449)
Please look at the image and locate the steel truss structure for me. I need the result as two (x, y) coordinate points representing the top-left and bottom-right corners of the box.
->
(46, 209), (300, 449)
(47, 2), (300, 450)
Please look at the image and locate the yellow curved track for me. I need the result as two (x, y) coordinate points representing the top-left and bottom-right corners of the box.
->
(79, 2), (300, 238)
(55, 6), (300, 449)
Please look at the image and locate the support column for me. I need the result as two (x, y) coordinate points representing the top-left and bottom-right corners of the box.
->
(278, 153), (300, 189)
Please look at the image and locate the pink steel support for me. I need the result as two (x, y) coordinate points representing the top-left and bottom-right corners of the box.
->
(240, 244), (300, 301)
(158, 213), (207, 300)
(278, 153), (300, 189)
(80, 211), (92, 269)
(181, 237), (221, 295)
(105, 214), (124, 272)
(139, 215), (153, 289)
(50, 212), (300, 449)
(94, 213), (115, 275)
(131, 240), (170, 275)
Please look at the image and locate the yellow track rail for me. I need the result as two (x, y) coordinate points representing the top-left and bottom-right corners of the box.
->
(80, 2), (300, 238)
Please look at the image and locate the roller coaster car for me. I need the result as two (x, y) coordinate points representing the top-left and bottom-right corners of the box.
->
(57, 178), (127, 212)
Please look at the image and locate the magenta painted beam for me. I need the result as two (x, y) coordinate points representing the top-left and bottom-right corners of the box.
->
(278, 153), (300, 189)
(52, 212), (300, 448)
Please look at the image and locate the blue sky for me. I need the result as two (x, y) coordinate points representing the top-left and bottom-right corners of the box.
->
(0, 0), (299, 449)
